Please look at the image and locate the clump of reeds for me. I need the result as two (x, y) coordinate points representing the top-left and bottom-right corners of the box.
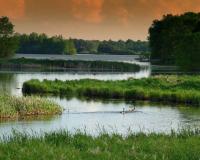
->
(0, 94), (62, 119)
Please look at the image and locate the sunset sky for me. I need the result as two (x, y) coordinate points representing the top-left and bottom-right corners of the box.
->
(0, 0), (199, 40)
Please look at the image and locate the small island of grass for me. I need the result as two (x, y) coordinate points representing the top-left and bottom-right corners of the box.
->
(0, 95), (62, 119)
(23, 75), (200, 105)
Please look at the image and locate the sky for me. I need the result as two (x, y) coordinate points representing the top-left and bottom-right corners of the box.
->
(0, 0), (200, 40)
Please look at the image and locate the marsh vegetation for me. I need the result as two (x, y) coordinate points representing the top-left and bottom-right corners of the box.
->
(0, 130), (200, 160)
(0, 94), (62, 119)
(23, 75), (200, 105)
(0, 58), (141, 72)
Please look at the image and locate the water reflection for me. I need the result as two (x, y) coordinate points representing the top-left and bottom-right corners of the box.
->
(0, 73), (17, 95)
(0, 98), (200, 137)
(0, 68), (200, 136)
(0, 67), (151, 96)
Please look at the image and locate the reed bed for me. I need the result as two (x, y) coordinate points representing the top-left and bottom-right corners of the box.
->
(0, 95), (62, 119)
(23, 75), (200, 105)
(0, 58), (141, 72)
(0, 130), (200, 160)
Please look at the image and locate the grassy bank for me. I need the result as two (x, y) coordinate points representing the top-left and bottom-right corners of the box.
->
(23, 75), (200, 105)
(0, 95), (62, 119)
(0, 58), (141, 72)
(0, 130), (200, 160)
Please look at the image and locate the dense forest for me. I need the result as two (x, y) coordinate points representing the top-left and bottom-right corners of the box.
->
(149, 12), (200, 70)
(17, 33), (149, 55)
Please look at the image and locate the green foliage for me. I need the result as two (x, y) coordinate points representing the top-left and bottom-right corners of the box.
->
(0, 17), (18, 58)
(0, 94), (62, 118)
(98, 39), (149, 55)
(17, 34), (149, 55)
(73, 39), (100, 53)
(0, 17), (14, 36)
(149, 12), (200, 69)
(149, 14), (181, 64)
(17, 33), (77, 55)
(74, 39), (149, 55)
(65, 39), (77, 55)
(175, 33), (200, 71)
(23, 75), (200, 105)
(0, 130), (200, 160)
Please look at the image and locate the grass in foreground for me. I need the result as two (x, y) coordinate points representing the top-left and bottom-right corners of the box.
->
(23, 75), (200, 105)
(0, 130), (200, 160)
(0, 95), (62, 119)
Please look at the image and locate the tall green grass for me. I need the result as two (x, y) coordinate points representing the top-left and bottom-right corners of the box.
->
(0, 130), (200, 160)
(0, 95), (62, 119)
(23, 75), (200, 105)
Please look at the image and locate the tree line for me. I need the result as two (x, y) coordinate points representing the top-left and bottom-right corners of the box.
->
(74, 39), (149, 55)
(17, 35), (149, 55)
(0, 16), (149, 57)
(17, 33), (76, 55)
(149, 12), (200, 71)
(2, 13), (200, 71)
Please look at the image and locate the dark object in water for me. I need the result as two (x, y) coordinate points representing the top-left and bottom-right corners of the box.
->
(120, 107), (136, 114)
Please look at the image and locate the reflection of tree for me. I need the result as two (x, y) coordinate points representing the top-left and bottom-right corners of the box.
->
(178, 107), (200, 120)
(177, 107), (200, 129)
(0, 73), (16, 94)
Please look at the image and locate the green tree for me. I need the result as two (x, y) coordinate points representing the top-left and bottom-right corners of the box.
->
(149, 12), (200, 66)
(98, 39), (149, 55)
(0, 16), (18, 58)
(17, 33), (77, 55)
(175, 33), (200, 71)
(65, 39), (77, 55)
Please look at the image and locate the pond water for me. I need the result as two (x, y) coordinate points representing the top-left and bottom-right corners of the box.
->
(0, 97), (200, 136)
(0, 68), (151, 96)
(0, 66), (200, 136)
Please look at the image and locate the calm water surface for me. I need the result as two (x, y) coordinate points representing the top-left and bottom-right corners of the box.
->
(0, 68), (150, 96)
(0, 67), (200, 136)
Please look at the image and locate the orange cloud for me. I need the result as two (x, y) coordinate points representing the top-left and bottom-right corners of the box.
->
(22, 0), (200, 25)
(137, 0), (200, 19)
(117, 7), (129, 25)
(2, 0), (200, 40)
(0, 0), (25, 19)
(101, 0), (131, 25)
(71, 0), (104, 23)
(24, 0), (104, 23)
